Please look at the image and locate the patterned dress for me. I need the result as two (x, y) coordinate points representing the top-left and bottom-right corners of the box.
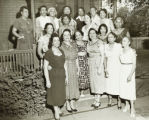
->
(77, 41), (90, 90)
(61, 41), (80, 100)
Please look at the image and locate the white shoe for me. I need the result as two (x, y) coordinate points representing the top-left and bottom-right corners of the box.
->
(80, 94), (85, 97)
(122, 106), (130, 112)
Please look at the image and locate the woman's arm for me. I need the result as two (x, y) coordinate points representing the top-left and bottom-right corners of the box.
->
(64, 61), (68, 85)
(37, 41), (44, 59)
(43, 59), (51, 88)
(12, 27), (24, 39)
(127, 50), (136, 82)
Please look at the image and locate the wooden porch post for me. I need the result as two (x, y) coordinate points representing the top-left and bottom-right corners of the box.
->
(30, 0), (40, 69)
(113, 0), (117, 18)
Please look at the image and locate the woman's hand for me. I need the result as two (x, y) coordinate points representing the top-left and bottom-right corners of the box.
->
(46, 81), (51, 88)
(78, 52), (86, 56)
(127, 75), (132, 83)
(18, 35), (24, 40)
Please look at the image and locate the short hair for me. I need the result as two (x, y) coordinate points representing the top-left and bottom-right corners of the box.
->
(98, 24), (108, 34)
(99, 9), (108, 16)
(62, 6), (72, 15)
(44, 23), (55, 34)
(20, 6), (28, 13)
(48, 33), (62, 49)
(108, 32), (117, 39)
(114, 16), (124, 26)
(61, 29), (72, 41)
(48, 7), (57, 16)
(88, 28), (98, 41)
(61, 14), (71, 25)
(75, 30), (84, 39)
(78, 7), (85, 14)
(39, 5), (47, 12)
(90, 6), (97, 10)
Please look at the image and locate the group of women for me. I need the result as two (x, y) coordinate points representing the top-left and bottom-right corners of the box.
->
(12, 5), (136, 120)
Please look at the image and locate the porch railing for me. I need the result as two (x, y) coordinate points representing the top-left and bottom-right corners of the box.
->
(0, 49), (37, 76)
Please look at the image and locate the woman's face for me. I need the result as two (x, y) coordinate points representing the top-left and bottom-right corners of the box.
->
(100, 10), (106, 19)
(75, 31), (83, 41)
(78, 8), (84, 16)
(53, 37), (60, 48)
(63, 31), (71, 42)
(90, 8), (96, 16)
(49, 8), (56, 17)
(115, 17), (123, 28)
(63, 16), (70, 25)
(84, 15), (91, 24)
(63, 7), (71, 15)
(89, 30), (97, 41)
(46, 25), (54, 35)
(122, 37), (130, 47)
(40, 7), (47, 16)
(100, 26), (107, 35)
(108, 33), (116, 43)
(21, 8), (29, 18)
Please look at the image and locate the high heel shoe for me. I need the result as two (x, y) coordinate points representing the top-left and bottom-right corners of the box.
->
(59, 112), (64, 116)
(118, 106), (122, 110)
(66, 109), (73, 113)
(71, 108), (78, 112)
(107, 103), (112, 107)
(94, 102), (101, 109)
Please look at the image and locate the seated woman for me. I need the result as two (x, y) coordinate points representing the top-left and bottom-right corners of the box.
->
(44, 33), (66, 120)
(37, 23), (54, 68)
(113, 16), (130, 43)
(59, 14), (75, 37)
(119, 37), (136, 118)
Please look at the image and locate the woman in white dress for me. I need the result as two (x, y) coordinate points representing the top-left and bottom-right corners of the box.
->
(120, 37), (136, 118)
(105, 32), (122, 109)
(87, 28), (105, 109)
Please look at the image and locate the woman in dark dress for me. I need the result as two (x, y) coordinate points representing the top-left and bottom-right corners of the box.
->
(12, 6), (33, 50)
(113, 16), (130, 43)
(44, 33), (66, 120)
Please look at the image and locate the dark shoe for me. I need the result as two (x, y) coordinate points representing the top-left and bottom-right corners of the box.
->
(72, 108), (78, 112)
(107, 103), (112, 107)
(67, 109), (73, 113)
(118, 106), (122, 110)
(94, 102), (101, 109)
(59, 112), (64, 116)
(91, 104), (95, 107)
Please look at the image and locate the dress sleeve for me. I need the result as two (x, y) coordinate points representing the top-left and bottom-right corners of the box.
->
(13, 19), (20, 30)
(44, 50), (51, 62)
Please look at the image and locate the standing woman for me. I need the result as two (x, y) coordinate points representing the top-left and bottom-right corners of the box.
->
(48, 7), (59, 32)
(75, 7), (85, 31)
(12, 6), (33, 50)
(99, 9), (114, 33)
(61, 29), (80, 112)
(87, 28), (105, 108)
(75, 30), (90, 97)
(37, 23), (54, 68)
(44, 33), (66, 120)
(105, 32), (122, 109)
(120, 37), (136, 118)
(113, 16), (130, 43)
(97, 24), (108, 43)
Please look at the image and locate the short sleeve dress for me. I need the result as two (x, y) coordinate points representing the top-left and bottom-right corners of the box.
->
(87, 40), (105, 94)
(119, 49), (136, 100)
(105, 43), (122, 95)
(61, 41), (80, 100)
(13, 18), (33, 50)
(44, 49), (66, 106)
